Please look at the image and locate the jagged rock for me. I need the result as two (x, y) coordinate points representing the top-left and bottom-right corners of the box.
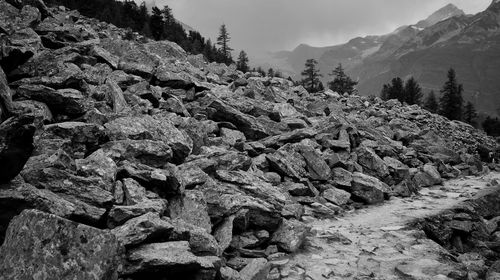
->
(214, 215), (235, 253)
(239, 258), (270, 280)
(357, 146), (389, 178)
(322, 187), (351, 206)
(271, 219), (308, 253)
(267, 144), (308, 180)
(0, 209), (122, 280)
(0, 115), (35, 183)
(208, 98), (270, 140)
(0, 67), (13, 121)
(168, 218), (220, 256)
(102, 139), (173, 168)
(116, 161), (183, 198)
(220, 127), (246, 146)
(75, 148), (117, 183)
(105, 115), (193, 163)
(184, 146), (252, 173)
(350, 172), (389, 204)
(111, 212), (174, 248)
(297, 144), (331, 181)
(331, 167), (353, 189)
(12, 99), (52, 125)
(413, 164), (443, 188)
(281, 182), (315, 197)
(89, 45), (118, 69)
(220, 266), (242, 280)
(122, 241), (221, 278)
(258, 128), (316, 148)
(107, 198), (167, 228)
(95, 79), (129, 113)
(16, 85), (89, 117)
(168, 190), (212, 233)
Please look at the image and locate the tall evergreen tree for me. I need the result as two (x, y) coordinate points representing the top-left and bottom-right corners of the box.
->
(439, 68), (463, 121)
(267, 68), (275, 78)
(424, 91), (439, 113)
(150, 7), (163, 41)
(483, 116), (500, 137)
(217, 24), (233, 65)
(328, 63), (357, 95)
(236, 50), (249, 73)
(381, 77), (404, 101)
(463, 101), (478, 126)
(301, 59), (322, 93)
(403, 77), (423, 105)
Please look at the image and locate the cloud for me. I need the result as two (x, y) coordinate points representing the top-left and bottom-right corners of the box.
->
(142, 0), (491, 53)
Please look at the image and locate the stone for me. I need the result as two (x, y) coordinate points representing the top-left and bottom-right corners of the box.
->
(322, 187), (351, 206)
(331, 167), (353, 189)
(297, 144), (331, 181)
(102, 139), (173, 168)
(0, 67), (13, 121)
(111, 212), (174, 248)
(107, 198), (167, 228)
(168, 218), (220, 256)
(271, 219), (309, 253)
(220, 266), (242, 280)
(168, 190), (212, 233)
(350, 172), (389, 204)
(122, 241), (221, 278)
(357, 146), (389, 178)
(75, 148), (117, 183)
(0, 116), (35, 183)
(0, 209), (122, 280)
(214, 215), (235, 253)
(239, 258), (271, 280)
(16, 85), (88, 117)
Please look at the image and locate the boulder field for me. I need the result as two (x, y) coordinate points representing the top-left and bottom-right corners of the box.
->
(0, 1), (499, 279)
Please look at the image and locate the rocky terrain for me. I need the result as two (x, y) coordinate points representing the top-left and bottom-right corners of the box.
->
(0, 0), (499, 279)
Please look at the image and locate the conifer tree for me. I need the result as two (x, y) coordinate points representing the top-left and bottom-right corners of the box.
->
(424, 90), (439, 113)
(403, 77), (423, 105)
(328, 63), (357, 95)
(267, 68), (275, 78)
(236, 50), (249, 73)
(150, 7), (164, 41)
(380, 84), (390, 101)
(439, 68), (463, 121)
(463, 101), (478, 126)
(381, 77), (404, 101)
(301, 59), (322, 93)
(217, 24), (233, 65)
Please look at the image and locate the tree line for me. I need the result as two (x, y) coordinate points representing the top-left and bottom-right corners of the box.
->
(299, 59), (357, 94)
(380, 69), (500, 136)
(43, 0), (234, 64)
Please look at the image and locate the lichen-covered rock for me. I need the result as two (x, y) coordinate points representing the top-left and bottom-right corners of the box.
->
(350, 172), (389, 204)
(271, 219), (309, 253)
(0, 209), (123, 280)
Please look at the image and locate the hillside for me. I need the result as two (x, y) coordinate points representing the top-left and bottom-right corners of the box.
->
(0, 0), (499, 279)
(268, 2), (500, 115)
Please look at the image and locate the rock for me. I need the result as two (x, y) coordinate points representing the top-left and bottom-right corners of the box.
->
(322, 187), (351, 206)
(0, 209), (122, 280)
(267, 144), (308, 180)
(122, 241), (221, 278)
(258, 128), (316, 148)
(423, 164), (443, 185)
(0, 67), (13, 121)
(271, 219), (308, 253)
(221, 127), (247, 146)
(168, 218), (220, 256)
(104, 115), (193, 163)
(281, 182), (315, 197)
(107, 198), (167, 228)
(208, 99), (270, 140)
(239, 258), (270, 280)
(413, 164), (443, 188)
(220, 266), (242, 280)
(102, 139), (173, 168)
(357, 146), (389, 178)
(168, 190), (212, 233)
(0, 116), (35, 183)
(96, 79), (129, 113)
(184, 146), (251, 173)
(16, 85), (89, 117)
(75, 148), (117, 183)
(111, 212), (173, 248)
(214, 215), (235, 253)
(350, 172), (389, 204)
(330, 167), (353, 189)
(297, 144), (331, 181)
(12, 99), (53, 125)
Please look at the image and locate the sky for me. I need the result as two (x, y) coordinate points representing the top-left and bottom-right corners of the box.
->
(143, 0), (491, 53)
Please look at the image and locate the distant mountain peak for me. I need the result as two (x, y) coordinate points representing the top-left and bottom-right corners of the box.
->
(416, 3), (465, 28)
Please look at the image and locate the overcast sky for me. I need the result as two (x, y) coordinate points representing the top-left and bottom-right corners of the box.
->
(144, 0), (491, 53)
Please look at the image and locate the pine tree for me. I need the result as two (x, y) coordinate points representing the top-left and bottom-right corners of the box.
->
(236, 50), (249, 73)
(463, 101), (478, 126)
(424, 91), (439, 113)
(217, 24), (233, 65)
(439, 68), (463, 121)
(301, 59), (322, 93)
(404, 77), (423, 105)
(150, 7), (163, 41)
(328, 63), (357, 95)
(381, 77), (404, 101)
(267, 68), (275, 78)
(483, 117), (500, 136)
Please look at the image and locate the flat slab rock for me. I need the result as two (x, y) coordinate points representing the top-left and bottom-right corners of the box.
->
(0, 209), (123, 280)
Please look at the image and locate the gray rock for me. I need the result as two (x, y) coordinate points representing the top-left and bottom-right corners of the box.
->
(111, 212), (173, 248)
(357, 146), (389, 178)
(350, 172), (389, 204)
(102, 139), (173, 168)
(322, 187), (351, 206)
(271, 219), (309, 253)
(239, 258), (271, 280)
(168, 190), (212, 233)
(0, 209), (122, 280)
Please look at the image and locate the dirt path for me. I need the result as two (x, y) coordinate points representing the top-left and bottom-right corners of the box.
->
(278, 173), (500, 280)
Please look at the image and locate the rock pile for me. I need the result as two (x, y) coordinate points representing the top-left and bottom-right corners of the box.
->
(0, 1), (498, 279)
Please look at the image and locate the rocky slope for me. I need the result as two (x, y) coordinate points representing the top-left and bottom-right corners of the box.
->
(0, 1), (499, 279)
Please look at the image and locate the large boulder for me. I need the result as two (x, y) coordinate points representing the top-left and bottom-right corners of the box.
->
(350, 172), (389, 204)
(122, 241), (221, 279)
(0, 209), (123, 280)
(270, 219), (308, 253)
